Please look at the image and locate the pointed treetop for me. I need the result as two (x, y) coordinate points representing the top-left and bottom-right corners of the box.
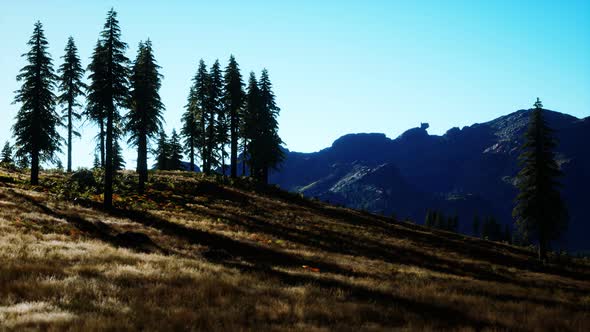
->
(534, 97), (543, 109)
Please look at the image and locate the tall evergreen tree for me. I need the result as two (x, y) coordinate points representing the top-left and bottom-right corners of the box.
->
(242, 72), (260, 177)
(97, 9), (130, 208)
(482, 216), (502, 241)
(86, 39), (107, 167)
(192, 60), (210, 173)
(154, 129), (170, 170)
(207, 60), (223, 174)
(223, 55), (245, 178)
(12, 22), (61, 185)
(181, 86), (202, 171)
(472, 215), (480, 237)
(57, 37), (86, 172)
(1, 142), (14, 165)
(112, 140), (126, 171)
(254, 69), (284, 183)
(424, 209), (434, 227)
(168, 129), (183, 171)
(513, 98), (568, 261)
(93, 153), (101, 169)
(126, 40), (164, 193)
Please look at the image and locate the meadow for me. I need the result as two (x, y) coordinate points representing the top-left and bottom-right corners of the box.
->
(0, 168), (588, 331)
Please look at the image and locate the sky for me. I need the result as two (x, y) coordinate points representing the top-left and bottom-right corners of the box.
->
(1, 0), (589, 169)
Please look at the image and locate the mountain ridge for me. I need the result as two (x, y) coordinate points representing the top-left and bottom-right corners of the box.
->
(270, 109), (590, 251)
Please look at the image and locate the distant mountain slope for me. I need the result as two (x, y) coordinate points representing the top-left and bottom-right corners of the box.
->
(271, 109), (590, 251)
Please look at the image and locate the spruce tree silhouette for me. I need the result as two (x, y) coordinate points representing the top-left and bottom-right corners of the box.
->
(86, 39), (107, 167)
(223, 55), (245, 178)
(257, 69), (284, 183)
(513, 98), (568, 262)
(168, 129), (184, 171)
(94, 9), (130, 209)
(191, 60), (210, 174)
(181, 85), (201, 172)
(242, 72), (260, 178)
(113, 140), (126, 171)
(207, 60), (223, 174)
(57, 37), (86, 173)
(154, 129), (170, 170)
(126, 40), (164, 193)
(12, 21), (61, 185)
(1, 142), (14, 165)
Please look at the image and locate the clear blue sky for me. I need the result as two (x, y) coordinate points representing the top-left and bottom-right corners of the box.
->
(1, 0), (589, 169)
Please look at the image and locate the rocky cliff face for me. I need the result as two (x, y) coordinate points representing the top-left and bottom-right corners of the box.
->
(271, 109), (590, 251)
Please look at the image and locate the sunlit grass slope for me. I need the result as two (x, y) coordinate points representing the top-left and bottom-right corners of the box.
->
(0, 168), (589, 331)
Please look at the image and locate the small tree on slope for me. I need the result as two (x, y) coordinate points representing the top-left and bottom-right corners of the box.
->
(513, 98), (568, 262)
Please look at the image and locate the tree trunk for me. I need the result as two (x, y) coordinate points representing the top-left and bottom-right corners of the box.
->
(30, 150), (39, 185)
(189, 140), (195, 172)
(137, 134), (147, 194)
(262, 167), (269, 185)
(67, 104), (73, 173)
(230, 120), (237, 178)
(99, 120), (105, 167)
(221, 149), (226, 176)
(241, 141), (247, 176)
(538, 237), (548, 262)
(104, 102), (113, 209)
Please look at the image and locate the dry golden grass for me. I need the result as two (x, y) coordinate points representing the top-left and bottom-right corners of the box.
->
(0, 168), (589, 331)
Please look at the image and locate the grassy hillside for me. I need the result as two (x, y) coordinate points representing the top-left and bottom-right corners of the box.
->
(0, 168), (589, 331)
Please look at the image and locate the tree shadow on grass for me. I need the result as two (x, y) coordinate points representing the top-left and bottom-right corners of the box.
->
(220, 260), (513, 331)
(302, 203), (590, 282)
(186, 201), (589, 294)
(12, 190), (165, 254)
(107, 207), (371, 279)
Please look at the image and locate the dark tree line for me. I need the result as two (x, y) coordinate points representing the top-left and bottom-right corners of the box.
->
(180, 58), (283, 183)
(153, 129), (183, 171)
(10, 10), (284, 209)
(424, 209), (459, 232)
(472, 215), (511, 243)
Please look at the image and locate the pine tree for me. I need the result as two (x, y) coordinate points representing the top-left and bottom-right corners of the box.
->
(223, 55), (245, 178)
(154, 130), (170, 170)
(472, 215), (480, 237)
(482, 216), (502, 241)
(448, 215), (459, 232)
(93, 153), (101, 169)
(181, 87), (199, 172)
(513, 98), (568, 262)
(1, 142), (14, 165)
(126, 40), (164, 193)
(207, 60), (223, 174)
(242, 72), (260, 178)
(425, 209), (434, 227)
(168, 129), (183, 171)
(57, 37), (86, 172)
(86, 39), (107, 167)
(12, 22), (61, 185)
(503, 224), (512, 243)
(16, 149), (30, 170)
(430, 211), (440, 229)
(55, 158), (64, 172)
(255, 69), (284, 183)
(97, 9), (130, 208)
(112, 140), (125, 171)
(192, 60), (210, 173)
